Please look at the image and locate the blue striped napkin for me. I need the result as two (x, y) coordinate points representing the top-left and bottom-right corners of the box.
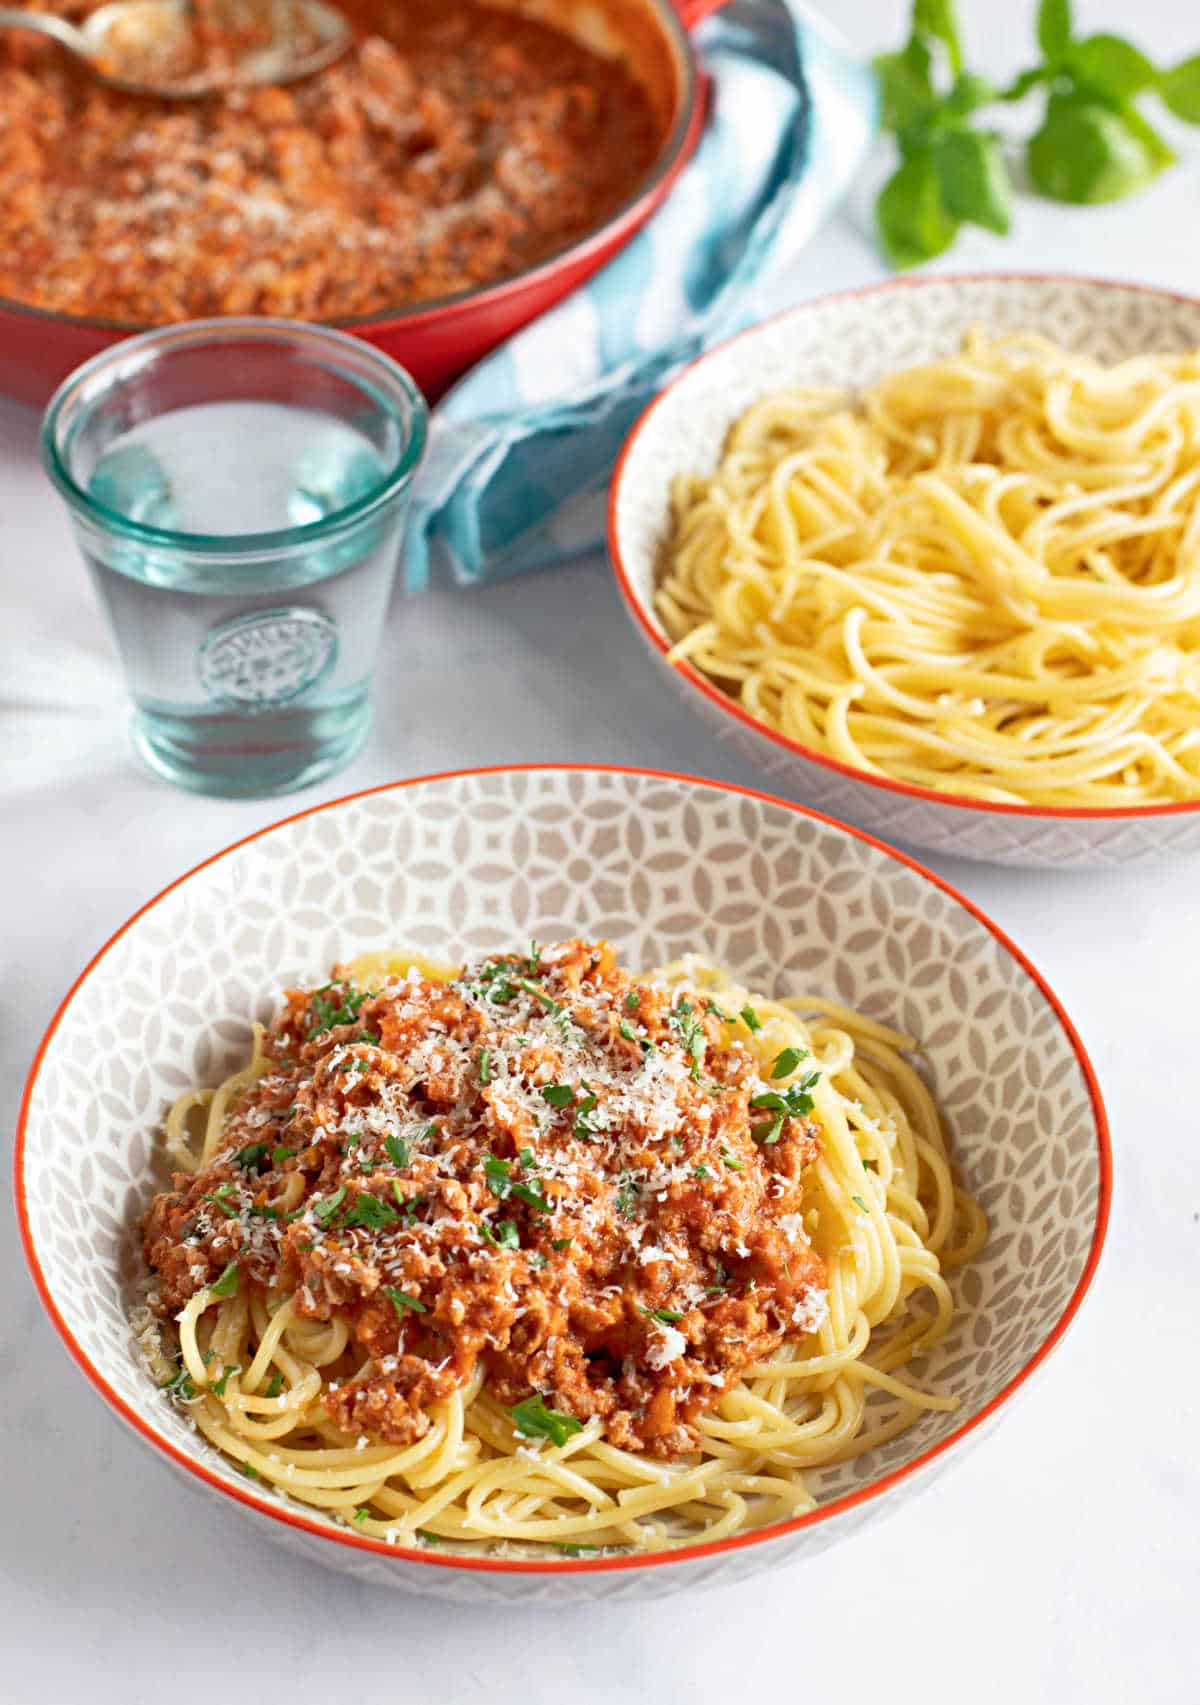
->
(405, 1), (877, 591)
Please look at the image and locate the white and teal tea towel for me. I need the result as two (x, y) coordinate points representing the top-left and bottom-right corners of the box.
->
(406, 0), (877, 590)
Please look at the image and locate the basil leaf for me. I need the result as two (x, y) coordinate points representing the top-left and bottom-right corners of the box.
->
(384, 1134), (410, 1169)
(1160, 55), (1200, 123)
(509, 1396), (584, 1447)
(540, 1084), (574, 1109)
(873, 44), (934, 133)
(770, 1047), (807, 1080)
(913, 0), (963, 77)
(932, 128), (1012, 233)
(942, 70), (994, 118)
(1036, 0), (1072, 62)
(876, 152), (960, 270)
(1027, 97), (1167, 203)
(209, 1260), (239, 1298)
(1068, 34), (1155, 100)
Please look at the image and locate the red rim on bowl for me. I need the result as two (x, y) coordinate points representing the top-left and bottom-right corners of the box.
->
(608, 272), (1200, 824)
(14, 764), (1112, 1577)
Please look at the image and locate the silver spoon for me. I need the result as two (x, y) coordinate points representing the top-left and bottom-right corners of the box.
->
(0, 0), (352, 97)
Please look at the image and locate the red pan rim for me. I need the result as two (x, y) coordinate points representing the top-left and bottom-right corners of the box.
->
(607, 270), (1200, 823)
(15, 762), (1112, 1576)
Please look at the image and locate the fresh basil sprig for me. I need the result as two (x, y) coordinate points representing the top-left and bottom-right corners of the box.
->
(875, 0), (1200, 268)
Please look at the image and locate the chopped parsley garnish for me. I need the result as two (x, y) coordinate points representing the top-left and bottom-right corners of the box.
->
(160, 1366), (196, 1400)
(525, 940), (542, 974)
(313, 1185), (347, 1225)
(233, 1142), (269, 1171)
(478, 1048), (493, 1085)
(625, 989), (640, 1011)
(739, 1006), (762, 1033)
(486, 1153), (550, 1212)
(668, 997), (706, 1081)
(863, 1157), (877, 1172)
(573, 1086), (600, 1141)
(210, 1364), (237, 1397)
(247, 1204), (280, 1221)
(551, 1237), (573, 1251)
(751, 1114), (785, 1146)
(416, 1529), (445, 1545)
(209, 1260), (239, 1298)
(705, 1001), (735, 1022)
(480, 1218), (520, 1249)
(541, 1083), (574, 1108)
(692, 1164), (710, 1180)
(484, 1154), (513, 1197)
(618, 1020), (638, 1043)
(750, 1070), (821, 1131)
(516, 977), (561, 1014)
(272, 1145), (295, 1166)
(239, 1461), (259, 1480)
(202, 1183), (239, 1219)
(509, 1395), (584, 1447)
(476, 960), (518, 1005)
(851, 1195), (868, 1212)
(352, 1507), (371, 1524)
(512, 1181), (551, 1214)
(640, 1306), (684, 1324)
(264, 1372), (284, 1399)
(704, 1261), (728, 1296)
(529, 1252), (548, 1270)
(615, 1174), (639, 1219)
(341, 1191), (400, 1230)
(771, 1046), (809, 1079)
(519, 1146), (537, 1169)
(553, 1542), (599, 1556)
(721, 1151), (745, 1172)
(386, 1287), (427, 1316)
(384, 1134), (410, 1169)
(308, 984), (370, 1038)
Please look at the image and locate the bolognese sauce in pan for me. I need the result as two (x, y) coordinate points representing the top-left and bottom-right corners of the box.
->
(0, 1), (660, 323)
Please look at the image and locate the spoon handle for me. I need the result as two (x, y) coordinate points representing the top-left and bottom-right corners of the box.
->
(0, 9), (92, 56)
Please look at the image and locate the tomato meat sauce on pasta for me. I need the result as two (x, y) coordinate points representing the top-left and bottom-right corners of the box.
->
(138, 941), (986, 1553)
(0, 1), (660, 323)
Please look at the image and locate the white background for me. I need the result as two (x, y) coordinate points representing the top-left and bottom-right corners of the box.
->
(3, 1), (1198, 1697)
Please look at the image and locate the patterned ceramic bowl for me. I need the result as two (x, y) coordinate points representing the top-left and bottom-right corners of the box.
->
(608, 274), (1200, 867)
(16, 766), (1110, 1603)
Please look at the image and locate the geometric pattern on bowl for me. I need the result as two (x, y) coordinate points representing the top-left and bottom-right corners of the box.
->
(609, 273), (1200, 867)
(16, 766), (1110, 1602)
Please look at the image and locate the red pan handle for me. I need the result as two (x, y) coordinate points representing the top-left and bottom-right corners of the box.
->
(672, 0), (732, 27)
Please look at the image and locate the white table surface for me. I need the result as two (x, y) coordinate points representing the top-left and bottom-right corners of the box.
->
(3, 1), (1199, 1697)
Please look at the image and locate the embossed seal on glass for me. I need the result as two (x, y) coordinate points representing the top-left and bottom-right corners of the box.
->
(199, 607), (338, 708)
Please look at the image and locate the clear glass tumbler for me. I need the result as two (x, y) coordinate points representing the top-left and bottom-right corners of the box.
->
(42, 319), (427, 798)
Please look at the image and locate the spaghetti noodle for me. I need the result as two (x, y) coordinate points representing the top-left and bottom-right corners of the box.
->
(657, 330), (1200, 806)
(136, 942), (985, 1554)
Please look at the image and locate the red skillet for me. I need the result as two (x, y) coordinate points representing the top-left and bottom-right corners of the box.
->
(0, 0), (730, 404)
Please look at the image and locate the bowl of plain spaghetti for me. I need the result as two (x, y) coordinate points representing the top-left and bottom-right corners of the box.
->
(609, 275), (1200, 866)
(16, 766), (1108, 1602)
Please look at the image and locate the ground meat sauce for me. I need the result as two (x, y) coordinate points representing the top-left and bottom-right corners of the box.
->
(143, 941), (828, 1459)
(0, 1), (660, 322)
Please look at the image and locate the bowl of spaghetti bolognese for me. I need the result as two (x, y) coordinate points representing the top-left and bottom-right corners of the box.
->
(16, 765), (1109, 1600)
